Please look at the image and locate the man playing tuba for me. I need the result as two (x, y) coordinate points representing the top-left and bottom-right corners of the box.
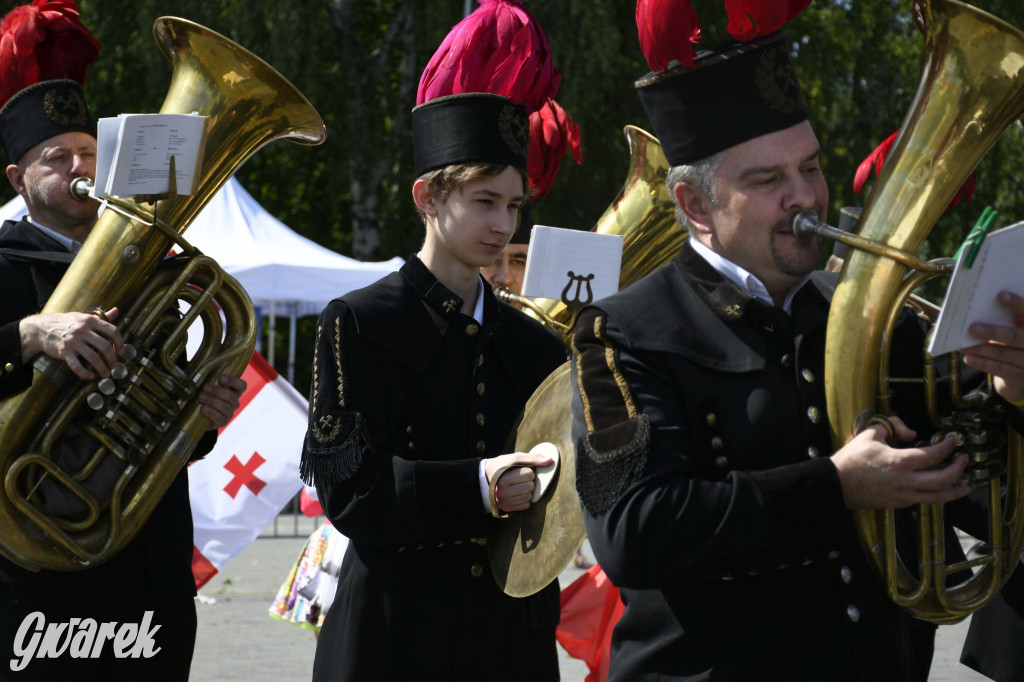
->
(570, 2), (1024, 680)
(0, 3), (244, 679)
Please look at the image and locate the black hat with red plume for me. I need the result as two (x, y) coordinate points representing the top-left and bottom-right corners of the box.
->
(413, 0), (580, 201)
(0, 0), (100, 164)
(634, 0), (810, 166)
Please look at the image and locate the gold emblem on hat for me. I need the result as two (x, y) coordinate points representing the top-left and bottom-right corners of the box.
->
(754, 48), (803, 115)
(498, 103), (528, 158)
(43, 88), (89, 127)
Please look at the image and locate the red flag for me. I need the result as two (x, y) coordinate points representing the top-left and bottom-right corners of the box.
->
(556, 564), (624, 682)
(299, 485), (323, 518)
(189, 351), (307, 589)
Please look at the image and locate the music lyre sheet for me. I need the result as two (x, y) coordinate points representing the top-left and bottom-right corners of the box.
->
(521, 225), (624, 305)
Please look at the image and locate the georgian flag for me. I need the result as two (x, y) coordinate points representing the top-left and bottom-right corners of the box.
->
(190, 351), (307, 589)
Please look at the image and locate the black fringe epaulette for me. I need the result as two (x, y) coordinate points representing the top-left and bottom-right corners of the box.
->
(299, 411), (374, 487)
(575, 414), (650, 516)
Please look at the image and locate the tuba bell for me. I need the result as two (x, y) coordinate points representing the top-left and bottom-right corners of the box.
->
(816, 0), (1024, 623)
(0, 18), (326, 572)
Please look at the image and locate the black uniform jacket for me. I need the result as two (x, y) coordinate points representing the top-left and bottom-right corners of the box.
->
(0, 217), (211, 607)
(0, 216), (71, 398)
(302, 256), (567, 682)
(570, 240), (944, 682)
(961, 565), (1024, 681)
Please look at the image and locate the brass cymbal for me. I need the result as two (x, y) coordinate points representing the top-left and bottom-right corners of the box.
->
(489, 363), (586, 597)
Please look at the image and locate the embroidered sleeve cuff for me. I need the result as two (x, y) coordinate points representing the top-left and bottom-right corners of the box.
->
(477, 459), (490, 513)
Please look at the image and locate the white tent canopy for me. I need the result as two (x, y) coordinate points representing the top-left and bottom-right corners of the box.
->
(174, 178), (403, 317)
(0, 177), (403, 381)
(0, 177), (402, 317)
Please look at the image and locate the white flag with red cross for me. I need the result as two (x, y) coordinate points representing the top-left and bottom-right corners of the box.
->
(189, 351), (307, 589)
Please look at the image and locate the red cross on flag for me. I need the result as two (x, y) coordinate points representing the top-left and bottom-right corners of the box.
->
(223, 452), (269, 499)
(190, 351), (307, 589)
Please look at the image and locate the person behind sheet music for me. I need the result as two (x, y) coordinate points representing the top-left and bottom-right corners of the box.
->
(481, 206), (530, 308)
(480, 208), (595, 571)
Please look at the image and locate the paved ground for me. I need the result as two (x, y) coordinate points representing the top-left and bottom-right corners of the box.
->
(190, 522), (991, 681)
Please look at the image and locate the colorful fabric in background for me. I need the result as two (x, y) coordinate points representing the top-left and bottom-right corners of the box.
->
(269, 485), (349, 633)
(190, 351), (307, 589)
(269, 520), (349, 632)
(556, 564), (624, 682)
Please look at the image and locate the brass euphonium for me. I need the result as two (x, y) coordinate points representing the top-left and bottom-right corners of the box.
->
(0, 18), (326, 571)
(809, 0), (1024, 623)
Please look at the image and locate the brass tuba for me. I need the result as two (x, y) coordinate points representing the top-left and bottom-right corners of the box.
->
(815, 0), (1024, 623)
(0, 18), (326, 572)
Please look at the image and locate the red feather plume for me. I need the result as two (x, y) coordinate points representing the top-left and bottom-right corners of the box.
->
(725, 0), (811, 42)
(527, 98), (582, 201)
(0, 0), (100, 108)
(417, 0), (560, 115)
(636, 0), (701, 72)
(419, 0), (582, 202)
(852, 130), (898, 196)
(636, 0), (811, 72)
(854, 129), (976, 208)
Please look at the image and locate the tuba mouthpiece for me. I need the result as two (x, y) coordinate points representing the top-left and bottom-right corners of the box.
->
(791, 210), (822, 238)
(69, 177), (95, 201)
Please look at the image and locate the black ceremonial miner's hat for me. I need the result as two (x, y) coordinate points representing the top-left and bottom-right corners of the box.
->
(412, 93), (529, 177)
(636, 34), (807, 166)
(0, 79), (94, 163)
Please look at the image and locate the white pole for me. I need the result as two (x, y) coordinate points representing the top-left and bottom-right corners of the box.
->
(288, 308), (297, 386)
(268, 300), (276, 366)
(254, 306), (262, 355)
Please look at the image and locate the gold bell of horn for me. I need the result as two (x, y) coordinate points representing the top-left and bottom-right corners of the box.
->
(0, 18), (326, 572)
(821, 0), (1024, 623)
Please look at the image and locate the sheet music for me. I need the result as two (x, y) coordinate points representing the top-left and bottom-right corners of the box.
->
(92, 117), (120, 196)
(927, 220), (1024, 356)
(94, 113), (207, 198)
(521, 225), (624, 304)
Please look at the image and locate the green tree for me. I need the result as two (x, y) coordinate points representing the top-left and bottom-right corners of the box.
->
(6, 0), (1024, 389)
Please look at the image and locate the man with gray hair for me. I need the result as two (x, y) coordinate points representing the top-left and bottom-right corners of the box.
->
(569, 27), (1024, 682)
